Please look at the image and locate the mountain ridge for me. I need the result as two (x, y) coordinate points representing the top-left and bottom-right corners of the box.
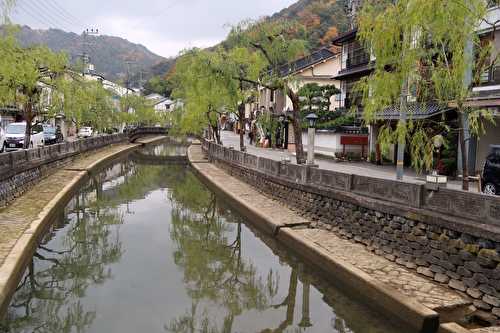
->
(9, 25), (166, 82)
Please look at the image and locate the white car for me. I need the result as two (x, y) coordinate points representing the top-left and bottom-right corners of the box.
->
(4, 122), (45, 151)
(78, 127), (93, 138)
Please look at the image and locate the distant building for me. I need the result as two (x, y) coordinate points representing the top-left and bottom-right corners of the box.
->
(258, 48), (342, 116)
(152, 98), (174, 113)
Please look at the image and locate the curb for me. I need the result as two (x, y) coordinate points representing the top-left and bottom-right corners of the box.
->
(0, 137), (167, 318)
(188, 144), (441, 333)
(438, 323), (471, 333)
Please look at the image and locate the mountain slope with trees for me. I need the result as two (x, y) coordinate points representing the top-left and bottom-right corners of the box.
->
(9, 25), (166, 82)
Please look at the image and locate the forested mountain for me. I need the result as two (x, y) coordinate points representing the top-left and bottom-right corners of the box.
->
(9, 25), (165, 82)
(271, 0), (350, 48)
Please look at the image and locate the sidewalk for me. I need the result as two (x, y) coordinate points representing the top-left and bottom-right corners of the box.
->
(220, 130), (477, 193)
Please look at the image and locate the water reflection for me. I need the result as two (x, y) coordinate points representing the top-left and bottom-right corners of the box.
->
(1, 143), (403, 333)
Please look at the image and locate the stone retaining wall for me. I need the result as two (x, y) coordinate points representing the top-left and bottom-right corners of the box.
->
(203, 139), (500, 318)
(0, 134), (127, 207)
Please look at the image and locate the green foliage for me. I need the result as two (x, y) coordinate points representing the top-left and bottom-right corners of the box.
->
(0, 25), (67, 146)
(298, 83), (352, 129)
(172, 46), (265, 137)
(120, 94), (159, 126)
(51, 79), (118, 132)
(143, 75), (172, 96)
(298, 83), (338, 112)
(357, 0), (495, 174)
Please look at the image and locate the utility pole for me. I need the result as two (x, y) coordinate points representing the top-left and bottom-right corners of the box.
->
(81, 28), (99, 75)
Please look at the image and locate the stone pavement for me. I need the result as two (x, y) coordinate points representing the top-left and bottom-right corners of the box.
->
(296, 227), (468, 311)
(220, 130), (478, 193)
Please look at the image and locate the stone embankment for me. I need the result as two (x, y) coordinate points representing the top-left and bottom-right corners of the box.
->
(193, 140), (500, 333)
(0, 134), (128, 208)
(0, 136), (166, 317)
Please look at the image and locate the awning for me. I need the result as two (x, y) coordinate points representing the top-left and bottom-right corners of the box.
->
(331, 29), (358, 46)
(333, 63), (374, 80)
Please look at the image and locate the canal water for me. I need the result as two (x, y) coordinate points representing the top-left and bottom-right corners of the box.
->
(0, 143), (405, 333)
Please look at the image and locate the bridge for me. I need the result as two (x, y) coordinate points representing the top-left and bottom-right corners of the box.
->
(128, 126), (170, 143)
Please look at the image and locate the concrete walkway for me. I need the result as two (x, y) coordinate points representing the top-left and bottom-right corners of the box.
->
(220, 131), (479, 192)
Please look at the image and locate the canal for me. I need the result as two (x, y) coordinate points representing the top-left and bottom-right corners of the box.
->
(0, 143), (405, 333)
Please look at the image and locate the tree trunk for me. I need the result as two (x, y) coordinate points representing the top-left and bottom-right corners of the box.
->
(238, 102), (246, 152)
(288, 89), (305, 164)
(23, 102), (34, 149)
(213, 124), (221, 144)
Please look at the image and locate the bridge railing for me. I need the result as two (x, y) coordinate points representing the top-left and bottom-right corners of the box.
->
(128, 127), (169, 142)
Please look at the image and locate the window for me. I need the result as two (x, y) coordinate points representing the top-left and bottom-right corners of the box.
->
(345, 40), (370, 68)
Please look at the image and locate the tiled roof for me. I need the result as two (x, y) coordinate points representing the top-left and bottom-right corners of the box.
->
(377, 102), (450, 120)
(277, 48), (337, 78)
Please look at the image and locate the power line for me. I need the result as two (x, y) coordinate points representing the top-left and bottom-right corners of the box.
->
(13, 2), (52, 29)
(42, 0), (83, 31)
(48, 0), (87, 29)
(25, 0), (76, 31)
(45, 0), (86, 31)
(20, 0), (72, 31)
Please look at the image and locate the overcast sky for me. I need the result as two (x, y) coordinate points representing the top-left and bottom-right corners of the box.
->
(10, 0), (297, 58)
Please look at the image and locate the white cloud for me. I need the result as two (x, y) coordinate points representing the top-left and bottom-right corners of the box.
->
(11, 0), (297, 58)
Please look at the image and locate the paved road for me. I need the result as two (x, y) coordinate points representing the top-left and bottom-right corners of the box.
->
(220, 130), (479, 193)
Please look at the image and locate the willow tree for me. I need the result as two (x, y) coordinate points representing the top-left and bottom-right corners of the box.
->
(213, 46), (265, 151)
(172, 47), (264, 149)
(0, 28), (67, 148)
(226, 19), (309, 163)
(52, 79), (117, 133)
(357, 0), (497, 190)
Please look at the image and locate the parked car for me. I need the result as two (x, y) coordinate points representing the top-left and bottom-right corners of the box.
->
(4, 122), (44, 151)
(77, 127), (93, 138)
(43, 124), (63, 145)
(482, 145), (500, 195)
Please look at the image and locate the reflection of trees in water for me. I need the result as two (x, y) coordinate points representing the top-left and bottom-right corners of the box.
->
(1, 161), (183, 333)
(166, 173), (315, 333)
(1, 188), (124, 333)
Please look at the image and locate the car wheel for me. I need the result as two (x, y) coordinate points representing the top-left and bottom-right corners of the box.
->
(1, 143), (4, 153)
(484, 183), (497, 195)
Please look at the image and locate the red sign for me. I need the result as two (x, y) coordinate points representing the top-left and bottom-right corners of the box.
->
(341, 136), (368, 146)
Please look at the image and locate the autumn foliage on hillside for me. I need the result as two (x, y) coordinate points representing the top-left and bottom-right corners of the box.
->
(272, 0), (349, 49)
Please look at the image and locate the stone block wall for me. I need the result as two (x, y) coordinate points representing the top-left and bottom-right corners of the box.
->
(0, 134), (127, 208)
(203, 140), (500, 318)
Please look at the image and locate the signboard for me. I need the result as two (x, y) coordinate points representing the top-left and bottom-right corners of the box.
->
(341, 136), (368, 146)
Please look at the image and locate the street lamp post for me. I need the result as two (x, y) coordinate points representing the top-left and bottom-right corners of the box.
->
(305, 113), (318, 165)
